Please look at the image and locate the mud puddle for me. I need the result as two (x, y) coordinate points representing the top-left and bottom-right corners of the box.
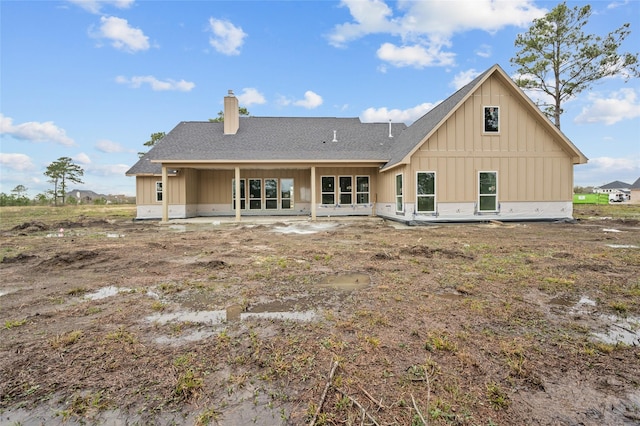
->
(317, 272), (370, 290)
(550, 294), (639, 345)
(84, 286), (131, 300)
(271, 222), (339, 235)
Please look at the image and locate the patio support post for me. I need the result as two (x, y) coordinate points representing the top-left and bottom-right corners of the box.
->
(235, 166), (241, 222)
(161, 165), (168, 223)
(311, 166), (317, 221)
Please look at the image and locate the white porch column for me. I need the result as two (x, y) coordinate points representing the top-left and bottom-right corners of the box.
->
(161, 166), (168, 223)
(235, 166), (241, 222)
(310, 166), (317, 221)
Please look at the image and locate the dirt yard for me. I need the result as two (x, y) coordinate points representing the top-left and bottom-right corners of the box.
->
(1, 205), (639, 425)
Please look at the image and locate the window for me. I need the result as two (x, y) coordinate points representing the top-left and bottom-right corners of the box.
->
(395, 174), (403, 212)
(281, 178), (294, 209)
(416, 172), (436, 212)
(322, 176), (335, 205)
(484, 106), (499, 133)
(356, 176), (369, 204)
(155, 181), (163, 202)
(479, 171), (498, 212)
(232, 179), (246, 210)
(265, 179), (278, 209)
(249, 179), (262, 209)
(339, 176), (352, 205)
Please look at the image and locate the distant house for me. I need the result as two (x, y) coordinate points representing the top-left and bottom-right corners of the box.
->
(594, 180), (631, 194)
(630, 178), (640, 204)
(126, 64), (587, 224)
(595, 180), (632, 201)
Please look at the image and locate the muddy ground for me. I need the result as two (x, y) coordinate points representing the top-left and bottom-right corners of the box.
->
(1, 210), (639, 425)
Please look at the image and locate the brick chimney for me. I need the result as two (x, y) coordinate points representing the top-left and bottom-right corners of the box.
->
(224, 90), (239, 135)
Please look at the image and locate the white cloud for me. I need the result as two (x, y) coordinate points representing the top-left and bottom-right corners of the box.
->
(0, 114), (75, 146)
(450, 69), (481, 90)
(328, 0), (545, 68)
(68, 0), (134, 14)
(237, 88), (266, 106)
(328, 0), (397, 48)
(94, 16), (149, 53)
(575, 88), (640, 125)
(475, 44), (492, 58)
(575, 155), (640, 186)
(89, 163), (131, 177)
(376, 42), (455, 68)
(294, 91), (323, 109)
(208, 18), (247, 55)
(361, 101), (438, 124)
(0, 153), (35, 171)
(115, 75), (195, 91)
(74, 153), (92, 165)
(96, 139), (133, 153)
(607, 0), (629, 10)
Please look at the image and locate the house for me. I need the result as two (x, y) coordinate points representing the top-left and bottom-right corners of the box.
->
(630, 177), (640, 204)
(126, 64), (587, 224)
(594, 180), (632, 201)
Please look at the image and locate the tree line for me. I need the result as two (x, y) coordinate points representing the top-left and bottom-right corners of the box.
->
(2, 156), (101, 206)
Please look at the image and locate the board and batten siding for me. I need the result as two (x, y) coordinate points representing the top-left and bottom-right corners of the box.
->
(136, 175), (186, 205)
(380, 74), (574, 207)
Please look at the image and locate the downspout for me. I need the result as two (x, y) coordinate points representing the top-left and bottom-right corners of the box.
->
(235, 167), (241, 222)
(161, 166), (168, 223)
(311, 166), (317, 221)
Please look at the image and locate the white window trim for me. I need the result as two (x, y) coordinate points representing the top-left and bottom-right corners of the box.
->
(338, 175), (353, 206)
(248, 178), (262, 210)
(355, 175), (370, 205)
(416, 171), (436, 213)
(232, 178), (246, 210)
(321, 175), (336, 205)
(155, 181), (162, 203)
(280, 178), (294, 210)
(395, 173), (404, 213)
(264, 177), (278, 210)
(478, 171), (498, 212)
(483, 105), (500, 134)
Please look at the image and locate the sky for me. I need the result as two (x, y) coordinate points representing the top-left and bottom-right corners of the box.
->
(1, 0), (639, 198)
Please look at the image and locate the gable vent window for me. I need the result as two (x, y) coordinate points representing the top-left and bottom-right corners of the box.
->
(483, 106), (500, 133)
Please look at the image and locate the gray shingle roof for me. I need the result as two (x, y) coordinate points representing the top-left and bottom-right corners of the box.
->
(126, 117), (407, 175)
(631, 177), (640, 189)
(597, 180), (632, 189)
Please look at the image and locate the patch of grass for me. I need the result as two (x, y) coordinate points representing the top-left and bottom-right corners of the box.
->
(105, 326), (137, 344)
(486, 382), (509, 410)
(173, 353), (194, 368)
(0, 205), (136, 229)
(195, 406), (221, 425)
(609, 301), (628, 315)
(500, 340), (527, 378)
(425, 331), (457, 352)
(174, 368), (204, 402)
(85, 306), (102, 315)
(51, 330), (83, 348)
(4, 319), (27, 329)
(151, 300), (166, 311)
(364, 335), (381, 348)
(56, 391), (109, 420)
(67, 287), (87, 297)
